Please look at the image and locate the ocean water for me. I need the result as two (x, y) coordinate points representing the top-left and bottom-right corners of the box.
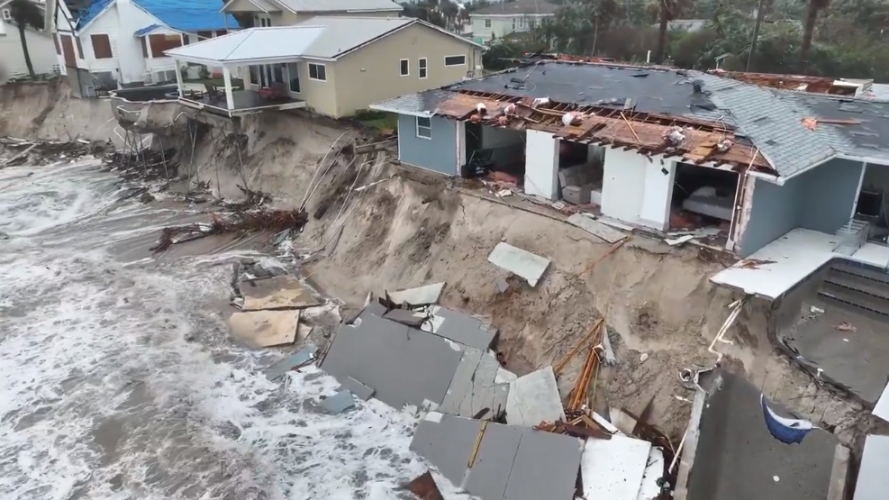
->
(0, 159), (454, 500)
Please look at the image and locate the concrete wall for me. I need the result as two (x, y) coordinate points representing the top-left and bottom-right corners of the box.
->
(740, 158), (864, 257)
(334, 23), (482, 117)
(0, 23), (59, 81)
(397, 113), (457, 175)
(525, 129), (559, 199)
(600, 148), (675, 231)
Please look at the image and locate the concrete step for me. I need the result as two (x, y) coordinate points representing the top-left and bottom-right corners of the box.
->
(830, 261), (889, 286)
(819, 281), (889, 318)
(824, 269), (889, 302)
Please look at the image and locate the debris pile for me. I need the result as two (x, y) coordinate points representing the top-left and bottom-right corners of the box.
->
(150, 209), (308, 253)
(0, 136), (109, 167)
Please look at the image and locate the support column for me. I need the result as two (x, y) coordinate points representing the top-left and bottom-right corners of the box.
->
(456, 121), (467, 175)
(223, 65), (235, 110)
(638, 156), (676, 231)
(174, 59), (184, 97)
(525, 129), (559, 200)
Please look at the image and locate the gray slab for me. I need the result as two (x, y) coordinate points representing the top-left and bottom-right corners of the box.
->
(321, 315), (464, 409)
(487, 242), (551, 287)
(428, 307), (498, 350)
(337, 376), (375, 401)
(465, 423), (524, 500)
(503, 429), (584, 500)
(263, 346), (317, 381)
(439, 347), (484, 414)
(410, 413), (483, 486)
(687, 371), (838, 500)
(853, 435), (889, 500)
(567, 213), (627, 244)
(506, 366), (565, 427)
(387, 282), (446, 306)
(458, 353), (509, 418)
(320, 390), (355, 414)
(382, 308), (429, 327)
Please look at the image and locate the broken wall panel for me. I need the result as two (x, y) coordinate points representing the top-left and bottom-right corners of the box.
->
(464, 423), (524, 500)
(506, 366), (565, 427)
(502, 428), (584, 500)
(581, 434), (652, 500)
(239, 275), (320, 311)
(410, 413), (484, 486)
(426, 307), (498, 350)
(321, 314), (464, 409)
(488, 242), (551, 288)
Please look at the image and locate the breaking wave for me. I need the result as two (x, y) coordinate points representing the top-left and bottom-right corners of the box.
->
(0, 161), (449, 499)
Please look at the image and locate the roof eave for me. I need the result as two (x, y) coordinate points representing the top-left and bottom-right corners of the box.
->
(76, 0), (118, 34)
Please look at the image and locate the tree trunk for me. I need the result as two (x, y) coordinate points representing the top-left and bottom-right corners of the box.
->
(591, 18), (599, 56)
(799, 1), (819, 74)
(656, 6), (669, 64)
(17, 23), (36, 79)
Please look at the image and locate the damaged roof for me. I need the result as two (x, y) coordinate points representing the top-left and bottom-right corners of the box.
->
(374, 60), (889, 177)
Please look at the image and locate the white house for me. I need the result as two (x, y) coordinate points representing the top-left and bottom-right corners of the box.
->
(0, 0), (59, 82)
(48, 0), (235, 88)
(468, 0), (557, 44)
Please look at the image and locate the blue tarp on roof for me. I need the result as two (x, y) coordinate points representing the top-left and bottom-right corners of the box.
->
(79, 0), (236, 32)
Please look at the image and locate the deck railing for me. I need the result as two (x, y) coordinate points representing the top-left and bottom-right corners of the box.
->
(834, 219), (870, 256)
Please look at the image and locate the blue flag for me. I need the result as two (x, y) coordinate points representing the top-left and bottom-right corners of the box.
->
(760, 394), (815, 445)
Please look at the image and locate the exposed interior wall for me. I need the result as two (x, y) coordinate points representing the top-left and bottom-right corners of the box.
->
(860, 163), (889, 220)
(0, 24), (59, 82)
(524, 129), (558, 199)
(740, 159), (864, 257)
(601, 148), (675, 230)
(639, 158), (676, 231)
(480, 125), (523, 167)
(397, 114), (456, 175)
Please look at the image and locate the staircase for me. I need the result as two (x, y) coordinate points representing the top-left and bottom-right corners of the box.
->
(819, 261), (889, 317)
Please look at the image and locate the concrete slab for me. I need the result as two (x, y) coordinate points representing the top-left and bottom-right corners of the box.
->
(382, 308), (429, 327)
(321, 315), (465, 409)
(636, 447), (665, 500)
(228, 310), (300, 348)
(459, 353), (509, 418)
(503, 429), (583, 500)
(567, 213), (628, 244)
(686, 371), (838, 500)
(506, 366), (565, 427)
(853, 435), (889, 500)
(464, 423), (524, 500)
(439, 347), (484, 415)
(488, 242), (551, 287)
(424, 307), (498, 350)
(263, 346), (316, 381)
(336, 376), (375, 401)
(239, 275), (320, 310)
(581, 434), (652, 500)
(387, 282), (446, 306)
(410, 413), (483, 486)
(320, 390), (355, 414)
(828, 445), (851, 500)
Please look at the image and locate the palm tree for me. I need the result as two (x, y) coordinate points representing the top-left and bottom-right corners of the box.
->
(10, 0), (45, 79)
(655, 0), (687, 64)
(798, 0), (830, 73)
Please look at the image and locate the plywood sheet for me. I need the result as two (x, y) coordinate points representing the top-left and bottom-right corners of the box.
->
(228, 310), (300, 348)
(239, 275), (320, 311)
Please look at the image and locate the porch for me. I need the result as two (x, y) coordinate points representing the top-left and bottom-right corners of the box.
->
(179, 88), (306, 116)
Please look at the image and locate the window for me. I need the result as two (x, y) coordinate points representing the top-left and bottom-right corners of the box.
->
(512, 18), (515, 30)
(286, 62), (300, 93)
(418, 57), (427, 79)
(1, 9), (10, 21)
(75, 37), (84, 59)
(399, 58), (409, 76)
(148, 34), (181, 58)
(444, 55), (466, 67)
(249, 65), (259, 86)
(273, 63), (284, 84)
(416, 116), (431, 139)
(196, 30), (213, 41)
(528, 19), (536, 28)
(308, 63), (326, 81)
(53, 35), (61, 55)
(140, 37), (148, 57)
(484, 18), (491, 28)
(216, 30), (227, 37)
(518, 17), (524, 28)
(90, 34), (113, 59)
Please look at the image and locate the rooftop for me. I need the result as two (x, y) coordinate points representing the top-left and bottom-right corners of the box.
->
(275, 0), (402, 12)
(468, 0), (558, 16)
(80, 0), (236, 32)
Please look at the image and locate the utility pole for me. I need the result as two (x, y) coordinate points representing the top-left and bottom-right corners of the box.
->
(746, 0), (766, 71)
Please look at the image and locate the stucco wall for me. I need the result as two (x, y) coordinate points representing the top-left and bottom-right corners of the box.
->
(600, 148), (676, 230)
(0, 24), (59, 81)
(739, 158), (864, 257)
(334, 23), (481, 117)
(397, 114), (456, 175)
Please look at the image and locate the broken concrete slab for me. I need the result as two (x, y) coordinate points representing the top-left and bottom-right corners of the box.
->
(636, 446), (665, 500)
(425, 307), (498, 350)
(567, 213), (627, 244)
(410, 412), (483, 486)
(581, 434), (652, 500)
(853, 436), (886, 500)
(321, 390), (356, 414)
(321, 314), (465, 409)
(487, 242), (551, 287)
(382, 308), (429, 327)
(440, 350), (508, 419)
(411, 413), (584, 500)
(405, 470), (445, 500)
(336, 376), (375, 401)
(264, 346), (317, 381)
(228, 310), (301, 348)
(387, 282), (446, 306)
(439, 348), (484, 414)
(506, 366), (565, 427)
(872, 381), (889, 423)
(239, 275), (320, 311)
(495, 366), (518, 384)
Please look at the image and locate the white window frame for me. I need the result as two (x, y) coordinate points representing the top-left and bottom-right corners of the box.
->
(512, 18), (515, 30)
(444, 55), (466, 67)
(308, 62), (327, 82)
(2, 9), (10, 21)
(484, 18), (491, 28)
(286, 62), (301, 94)
(399, 58), (409, 77)
(518, 17), (525, 28)
(418, 57), (427, 79)
(416, 116), (432, 140)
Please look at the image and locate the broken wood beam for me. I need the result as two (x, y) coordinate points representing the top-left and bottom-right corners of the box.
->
(554, 318), (605, 376)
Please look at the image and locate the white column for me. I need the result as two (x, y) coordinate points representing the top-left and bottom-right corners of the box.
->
(457, 121), (467, 174)
(174, 59), (184, 97)
(223, 65), (235, 110)
(637, 156), (676, 231)
(525, 129), (560, 200)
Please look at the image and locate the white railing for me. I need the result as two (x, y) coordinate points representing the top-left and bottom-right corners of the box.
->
(834, 219), (869, 255)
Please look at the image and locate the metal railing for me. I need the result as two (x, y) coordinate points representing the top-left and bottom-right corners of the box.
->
(833, 219), (870, 256)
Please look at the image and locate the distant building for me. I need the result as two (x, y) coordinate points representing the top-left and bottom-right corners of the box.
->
(468, 0), (557, 44)
(0, 0), (59, 82)
(651, 18), (707, 32)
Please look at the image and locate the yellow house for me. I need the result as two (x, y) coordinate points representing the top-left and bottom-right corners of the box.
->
(221, 0), (404, 26)
(166, 17), (485, 118)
